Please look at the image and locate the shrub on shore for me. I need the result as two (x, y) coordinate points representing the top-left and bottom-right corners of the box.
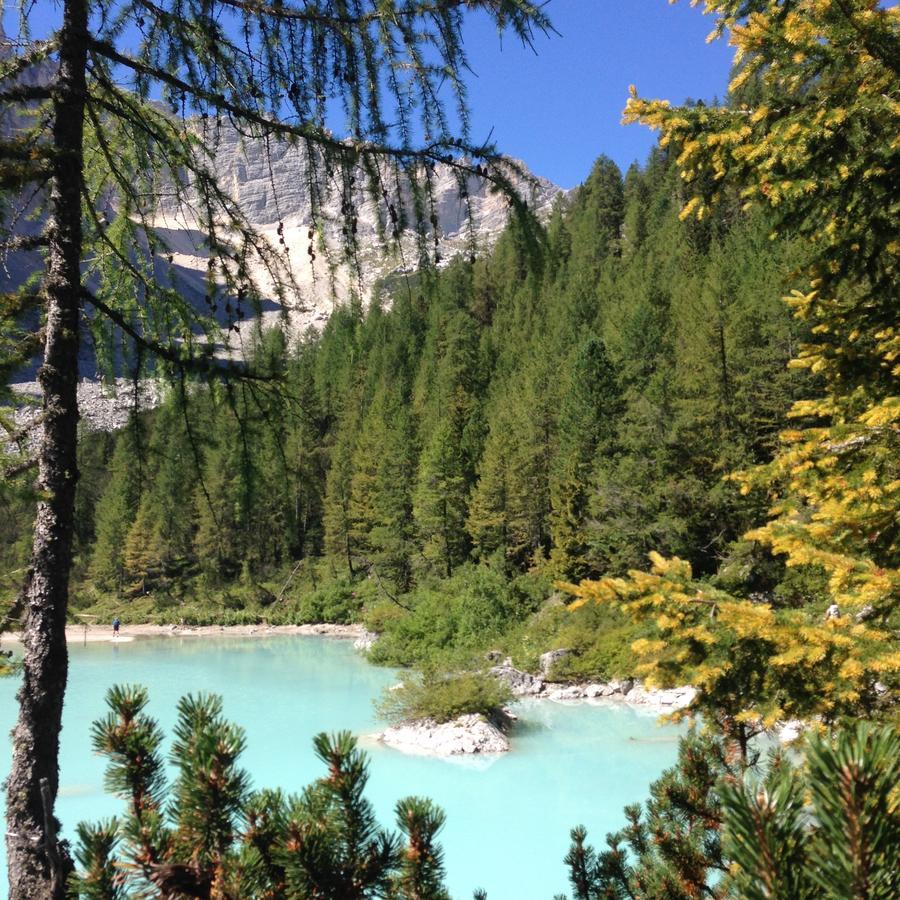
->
(377, 669), (513, 725)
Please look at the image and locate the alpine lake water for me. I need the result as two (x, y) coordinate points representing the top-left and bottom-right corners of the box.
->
(0, 635), (684, 899)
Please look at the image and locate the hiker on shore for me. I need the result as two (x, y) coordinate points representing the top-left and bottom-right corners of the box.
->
(112, 617), (120, 639)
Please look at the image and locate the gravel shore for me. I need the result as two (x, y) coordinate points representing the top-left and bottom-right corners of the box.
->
(1, 622), (369, 645)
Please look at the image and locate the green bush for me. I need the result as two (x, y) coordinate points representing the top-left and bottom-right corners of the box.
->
(377, 669), (513, 724)
(293, 579), (365, 624)
(509, 601), (648, 681)
(369, 565), (545, 668)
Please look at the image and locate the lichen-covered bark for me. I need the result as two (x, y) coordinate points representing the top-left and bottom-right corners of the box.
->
(5, 1), (86, 896)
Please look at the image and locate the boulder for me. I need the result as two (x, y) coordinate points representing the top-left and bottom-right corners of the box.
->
(582, 684), (608, 699)
(543, 684), (585, 701)
(376, 714), (510, 756)
(489, 663), (544, 696)
(539, 648), (571, 676)
(606, 678), (634, 696)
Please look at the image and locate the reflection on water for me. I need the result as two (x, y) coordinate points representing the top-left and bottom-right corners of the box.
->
(0, 636), (683, 899)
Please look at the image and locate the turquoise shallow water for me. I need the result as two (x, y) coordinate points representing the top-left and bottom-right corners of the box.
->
(0, 636), (682, 898)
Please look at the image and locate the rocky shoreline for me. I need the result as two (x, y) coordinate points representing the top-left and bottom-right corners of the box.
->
(1, 622), (369, 645)
(489, 659), (698, 715)
(371, 662), (698, 757)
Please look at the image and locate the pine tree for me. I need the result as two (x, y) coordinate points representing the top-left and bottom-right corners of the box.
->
(193, 421), (243, 580)
(357, 383), (418, 591)
(1, 5), (552, 887)
(414, 408), (471, 577)
(89, 419), (145, 590)
(560, 723), (900, 900)
(560, 730), (733, 900)
(324, 383), (365, 577)
(548, 337), (620, 579)
(468, 358), (556, 569)
(121, 499), (169, 594)
(73, 686), (455, 898)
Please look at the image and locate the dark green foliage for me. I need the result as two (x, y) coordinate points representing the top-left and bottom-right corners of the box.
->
(549, 337), (621, 579)
(295, 579), (365, 625)
(560, 723), (900, 900)
(284, 731), (401, 898)
(90, 420), (144, 590)
(73, 687), (455, 898)
(71, 820), (124, 899)
(368, 565), (541, 669)
(723, 724), (900, 900)
(393, 798), (450, 900)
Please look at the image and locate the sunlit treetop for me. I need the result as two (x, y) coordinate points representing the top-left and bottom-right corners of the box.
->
(626, 0), (898, 395)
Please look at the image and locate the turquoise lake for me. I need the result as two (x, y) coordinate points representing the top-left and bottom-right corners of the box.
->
(0, 636), (683, 898)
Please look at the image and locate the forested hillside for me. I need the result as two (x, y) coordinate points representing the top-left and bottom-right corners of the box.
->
(2, 143), (814, 677)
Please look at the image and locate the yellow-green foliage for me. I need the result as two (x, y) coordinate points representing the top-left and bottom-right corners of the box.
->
(569, 0), (899, 730)
(566, 553), (897, 728)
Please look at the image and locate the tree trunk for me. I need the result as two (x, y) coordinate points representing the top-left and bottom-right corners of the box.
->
(5, 0), (86, 896)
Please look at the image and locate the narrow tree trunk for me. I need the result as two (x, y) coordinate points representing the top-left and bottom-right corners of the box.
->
(5, 1), (86, 896)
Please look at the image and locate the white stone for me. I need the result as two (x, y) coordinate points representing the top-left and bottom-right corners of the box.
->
(539, 648), (571, 676)
(489, 664), (544, 696)
(375, 714), (509, 756)
(353, 630), (378, 652)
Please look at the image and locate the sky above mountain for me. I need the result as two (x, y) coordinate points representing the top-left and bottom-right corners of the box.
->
(5, 1), (733, 189)
(460, 1), (734, 188)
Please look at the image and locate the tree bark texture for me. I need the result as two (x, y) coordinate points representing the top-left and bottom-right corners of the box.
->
(5, 0), (86, 896)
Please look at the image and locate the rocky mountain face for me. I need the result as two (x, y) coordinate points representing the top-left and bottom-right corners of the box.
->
(154, 122), (564, 335)
(2, 26), (563, 426)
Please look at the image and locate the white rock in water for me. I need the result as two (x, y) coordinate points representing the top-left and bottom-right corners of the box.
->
(376, 714), (509, 756)
(353, 630), (378, 652)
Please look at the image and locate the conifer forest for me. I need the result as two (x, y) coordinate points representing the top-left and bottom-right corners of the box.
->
(0, 1), (897, 898)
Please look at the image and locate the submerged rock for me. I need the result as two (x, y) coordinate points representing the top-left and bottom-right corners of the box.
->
(375, 714), (510, 756)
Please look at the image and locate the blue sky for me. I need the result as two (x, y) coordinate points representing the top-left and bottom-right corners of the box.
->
(460, 1), (734, 187)
(5, 0), (734, 189)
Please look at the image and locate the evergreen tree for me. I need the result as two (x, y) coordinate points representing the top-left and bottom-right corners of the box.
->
(121, 499), (169, 594)
(548, 337), (620, 579)
(467, 367), (553, 569)
(414, 408), (471, 578)
(561, 730), (733, 900)
(561, 723), (900, 900)
(0, 0), (550, 889)
(89, 419), (145, 590)
(324, 382), (365, 576)
(193, 415), (243, 580)
(74, 686), (455, 899)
